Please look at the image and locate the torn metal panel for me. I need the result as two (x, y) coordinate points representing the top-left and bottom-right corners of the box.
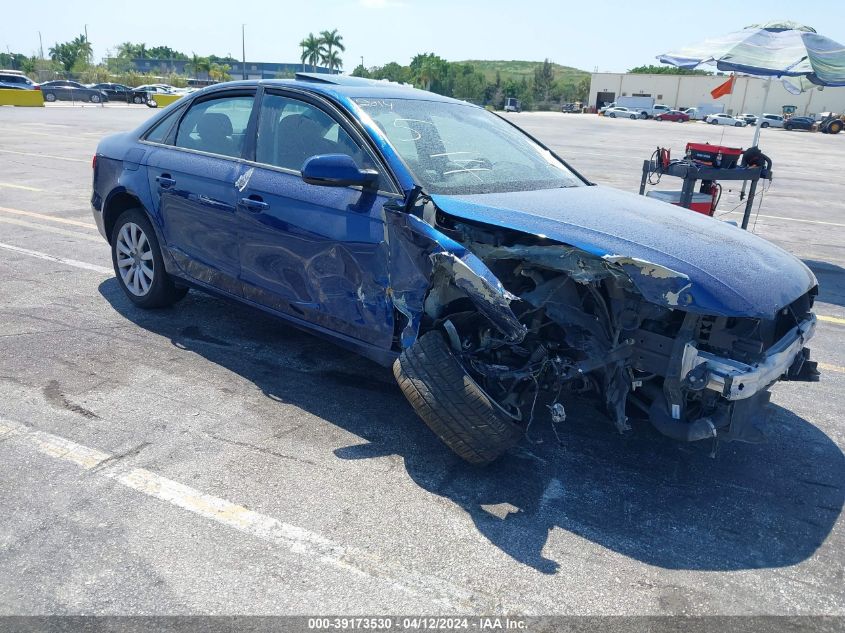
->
(472, 243), (621, 283)
(383, 209), (525, 347)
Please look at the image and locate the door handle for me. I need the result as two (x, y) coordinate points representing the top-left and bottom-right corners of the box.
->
(156, 174), (175, 188)
(240, 196), (269, 212)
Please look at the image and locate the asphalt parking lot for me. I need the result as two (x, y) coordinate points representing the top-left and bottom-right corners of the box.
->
(0, 104), (843, 616)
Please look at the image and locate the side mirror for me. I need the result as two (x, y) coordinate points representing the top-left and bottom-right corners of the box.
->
(301, 154), (379, 188)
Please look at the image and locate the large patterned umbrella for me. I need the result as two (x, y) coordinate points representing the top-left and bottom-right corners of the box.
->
(658, 21), (845, 87)
(658, 21), (845, 147)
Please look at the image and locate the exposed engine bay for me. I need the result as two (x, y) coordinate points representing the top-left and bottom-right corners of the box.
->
(399, 200), (820, 448)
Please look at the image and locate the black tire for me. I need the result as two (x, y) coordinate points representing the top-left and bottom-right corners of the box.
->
(629, 114), (637, 119)
(829, 121), (843, 134)
(89, 93), (101, 103)
(761, 122), (770, 128)
(133, 95), (143, 104)
(785, 124), (793, 131)
(609, 113), (616, 118)
(110, 208), (188, 309)
(735, 121), (742, 127)
(393, 331), (523, 465)
(44, 92), (56, 102)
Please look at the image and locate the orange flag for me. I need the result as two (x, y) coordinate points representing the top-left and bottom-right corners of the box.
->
(711, 74), (735, 99)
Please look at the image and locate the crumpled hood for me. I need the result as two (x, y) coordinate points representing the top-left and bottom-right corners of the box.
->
(431, 185), (816, 318)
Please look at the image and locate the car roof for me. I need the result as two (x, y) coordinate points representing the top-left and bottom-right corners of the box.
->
(195, 73), (468, 105)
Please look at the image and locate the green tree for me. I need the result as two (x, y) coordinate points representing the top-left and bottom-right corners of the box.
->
(533, 58), (554, 103)
(299, 33), (322, 72)
(323, 50), (343, 73)
(351, 64), (370, 78)
(628, 64), (711, 76)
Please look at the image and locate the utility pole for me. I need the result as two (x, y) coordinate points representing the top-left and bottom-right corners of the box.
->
(38, 31), (44, 59)
(241, 24), (246, 80)
(361, 56), (364, 69)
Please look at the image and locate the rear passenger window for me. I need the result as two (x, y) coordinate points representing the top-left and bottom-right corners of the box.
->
(174, 95), (254, 159)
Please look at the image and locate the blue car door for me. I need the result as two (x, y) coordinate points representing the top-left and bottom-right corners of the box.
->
(235, 90), (398, 348)
(145, 90), (257, 296)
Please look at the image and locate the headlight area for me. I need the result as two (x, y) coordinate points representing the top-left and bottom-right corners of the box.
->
(425, 219), (820, 447)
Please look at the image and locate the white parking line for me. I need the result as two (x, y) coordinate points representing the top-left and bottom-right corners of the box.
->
(0, 417), (473, 609)
(0, 241), (112, 274)
(0, 183), (43, 192)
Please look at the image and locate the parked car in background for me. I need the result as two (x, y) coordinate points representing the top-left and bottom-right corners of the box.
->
(91, 75), (820, 465)
(784, 116), (816, 131)
(655, 109), (690, 122)
(503, 97), (521, 113)
(705, 113), (747, 127)
(40, 80), (108, 103)
(759, 114), (784, 128)
(0, 70), (39, 90)
(605, 106), (642, 119)
(135, 84), (176, 95)
(560, 102), (581, 113)
(90, 83), (150, 104)
(737, 113), (758, 125)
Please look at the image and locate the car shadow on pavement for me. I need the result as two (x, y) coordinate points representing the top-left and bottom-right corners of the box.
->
(804, 260), (845, 310)
(99, 279), (845, 576)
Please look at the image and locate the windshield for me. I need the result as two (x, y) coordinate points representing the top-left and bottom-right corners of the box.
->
(355, 98), (582, 195)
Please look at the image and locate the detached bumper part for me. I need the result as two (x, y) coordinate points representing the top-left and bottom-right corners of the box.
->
(683, 316), (817, 400)
(648, 316), (817, 443)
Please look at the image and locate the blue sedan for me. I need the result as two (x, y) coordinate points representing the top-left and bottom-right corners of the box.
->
(92, 74), (819, 464)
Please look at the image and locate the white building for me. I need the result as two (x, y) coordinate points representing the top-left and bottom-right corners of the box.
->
(588, 72), (845, 116)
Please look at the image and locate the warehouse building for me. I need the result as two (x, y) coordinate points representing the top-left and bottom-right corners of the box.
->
(588, 72), (845, 116)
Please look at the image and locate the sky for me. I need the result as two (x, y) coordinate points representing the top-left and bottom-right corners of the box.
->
(4, 0), (845, 73)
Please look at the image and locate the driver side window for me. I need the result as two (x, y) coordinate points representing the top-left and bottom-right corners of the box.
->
(255, 93), (371, 175)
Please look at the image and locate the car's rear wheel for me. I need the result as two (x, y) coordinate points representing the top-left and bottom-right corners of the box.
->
(44, 92), (56, 102)
(735, 121), (742, 127)
(110, 209), (188, 309)
(609, 113), (616, 118)
(761, 122), (769, 128)
(785, 124), (794, 131)
(629, 114), (636, 119)
(393, 331), (524, 465)
(89, 93), (101, 103)
(133, 95), (143, 104)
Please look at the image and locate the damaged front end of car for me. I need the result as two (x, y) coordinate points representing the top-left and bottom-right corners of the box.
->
(386, 196), (820, 450)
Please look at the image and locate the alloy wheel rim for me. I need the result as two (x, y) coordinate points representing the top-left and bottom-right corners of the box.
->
(116, 222), (154, 296)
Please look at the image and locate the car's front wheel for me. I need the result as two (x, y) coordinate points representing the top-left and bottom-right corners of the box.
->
(44, 92), (56, 102)
(735, 121), (742, 127)
(89, 93), (101, 103)
(761, 122), (770, 128)
(394, 331), (524, 465)
(629, 114), (636, 119)
(133, 95), (143, 104)
(609, 113), (616, 118)
(111, 209), (188, 309)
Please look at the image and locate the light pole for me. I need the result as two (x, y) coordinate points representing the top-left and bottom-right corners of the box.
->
(241, 24), (246, 80)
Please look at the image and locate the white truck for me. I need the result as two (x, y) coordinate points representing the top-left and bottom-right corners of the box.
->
(684, 104), (725, 120)
(616, 96), (654, 117)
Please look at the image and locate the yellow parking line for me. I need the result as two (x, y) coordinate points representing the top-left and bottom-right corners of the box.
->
(819, 362), (845, 374)
(818, 315), (845, 326)
(0, 183), (43, 192)
(0, 216), (102, 242)
(0, 148), (88, 163)
(0, 206), (96, 229)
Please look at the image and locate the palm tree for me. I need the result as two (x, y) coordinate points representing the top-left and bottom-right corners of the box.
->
(319, 29), (345, 74)
(323, 51), (343, 74)
(299, 34), (322, 72)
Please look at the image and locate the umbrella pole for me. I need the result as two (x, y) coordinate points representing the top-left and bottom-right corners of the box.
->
(741, 76), (772, 201)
